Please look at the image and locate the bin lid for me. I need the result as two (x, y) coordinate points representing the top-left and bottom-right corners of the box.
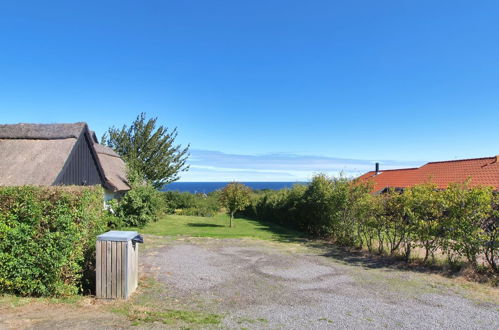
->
(97, 230), (139, 242)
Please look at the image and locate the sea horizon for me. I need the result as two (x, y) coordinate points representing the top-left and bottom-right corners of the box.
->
(162, 181), (308, 194)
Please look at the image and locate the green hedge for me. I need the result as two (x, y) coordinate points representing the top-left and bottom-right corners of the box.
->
(0, 186), (107, 296)
(242, 175), (498, 272)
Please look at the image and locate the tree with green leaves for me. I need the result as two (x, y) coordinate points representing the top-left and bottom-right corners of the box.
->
(405, 183), (445, 263)
(380, 189), (410, 257)
(442, 182), (493, 266)
(219, 182), (251, 227)
(482, 193), (498, 272)
(102, 113), (189, 188)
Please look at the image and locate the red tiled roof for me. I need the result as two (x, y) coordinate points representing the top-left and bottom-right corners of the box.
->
(357, 156), (499, 192)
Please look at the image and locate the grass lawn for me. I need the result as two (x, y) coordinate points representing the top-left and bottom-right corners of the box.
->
(131, 213), (305, 241)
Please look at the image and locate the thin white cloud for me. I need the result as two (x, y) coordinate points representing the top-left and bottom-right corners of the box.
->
(179, 149), (425, 182)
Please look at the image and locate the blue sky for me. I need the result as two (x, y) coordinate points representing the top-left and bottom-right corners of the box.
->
(1, 1), (498, 181)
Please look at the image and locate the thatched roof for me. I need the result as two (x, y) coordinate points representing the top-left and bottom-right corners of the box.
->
(0, 123), (86, 139)
(0, 138), (76, 186)
(0, 123), (131, 192)
(94, 143), (131, 192)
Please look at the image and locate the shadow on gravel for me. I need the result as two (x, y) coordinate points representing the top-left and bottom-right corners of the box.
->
(312, 243), (404, 269)
(237, 217), (468, 279)
(214, 217), (492, 284)
(305, 241), (472, 279)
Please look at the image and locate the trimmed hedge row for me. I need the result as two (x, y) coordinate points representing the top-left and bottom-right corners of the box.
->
(0, 186), (107, 296)
(242, 175), (498, 272)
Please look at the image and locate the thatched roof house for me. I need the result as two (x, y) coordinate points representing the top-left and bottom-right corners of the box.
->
(0, 122), (131, 198)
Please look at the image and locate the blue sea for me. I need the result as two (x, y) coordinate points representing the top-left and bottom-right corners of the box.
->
(162, 182), (307, 194)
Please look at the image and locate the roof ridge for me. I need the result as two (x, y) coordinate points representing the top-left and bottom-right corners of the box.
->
(6, 122), (87, 125)
(0, 123), (87, 140)
(380, 167), (419, 172)
(426, 156), (496, 165)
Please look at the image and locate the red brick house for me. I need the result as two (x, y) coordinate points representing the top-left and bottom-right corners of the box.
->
(357, 156), (499, 193)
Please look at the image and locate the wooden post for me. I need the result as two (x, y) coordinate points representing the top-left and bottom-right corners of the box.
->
(96, 240), (102, 298)
(111, 242), (117, 299)
(116, 242), (122, 298)
(106, 241), (112, 298)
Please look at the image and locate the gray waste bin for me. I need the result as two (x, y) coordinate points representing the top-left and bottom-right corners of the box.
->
(96, 231), (143, 299)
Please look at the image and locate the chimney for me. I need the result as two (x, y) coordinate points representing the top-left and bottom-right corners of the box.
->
(375, 162), (380, 174)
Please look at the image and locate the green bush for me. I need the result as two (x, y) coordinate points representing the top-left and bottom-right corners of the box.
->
(243, 174), (498, 272)
(405, 184), (445, 261)
(0, 186), (107, 296)
(241, 185), (307, 230)
(351, 190), (380, 253)
(113, 184), (164, 227)
(178, 206), (216, 217)
(441, 183), (493, 266)
(163, 191), (198, 213)
(163, 191), (220, 217)
(483, 194), (498, 272)
(103, 209), (124, 229)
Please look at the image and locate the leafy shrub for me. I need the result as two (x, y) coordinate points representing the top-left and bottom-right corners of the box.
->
(298, 175), (337, 237)
(352, 191), (380, 253)
(114, 184), (164, 227)
(441, 183), (493, 266)
(163, 191), (220, 217)
(243, 174), (498, 272)
(178, 207), (216, 217)
(163, 191), (197, 213)
(405, 184), (445, 261)
(482, 194), (498, 271)
(0, 186), (107, 296)
(103, 209), (124, 229)
(241, 185), (307, 230)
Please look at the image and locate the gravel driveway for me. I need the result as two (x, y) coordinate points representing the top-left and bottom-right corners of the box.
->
(141, 237), (499, 329)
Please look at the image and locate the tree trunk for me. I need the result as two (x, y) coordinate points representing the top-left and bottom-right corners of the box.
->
(356, 227), (364, 250)
(377, 229), (384, 254)
(230, 212), (234, 227)
(485, 247), (497, 272)
(404, 242), (411, 263)
(390, 231), (404, 256)
(423, 244), (430, 263)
